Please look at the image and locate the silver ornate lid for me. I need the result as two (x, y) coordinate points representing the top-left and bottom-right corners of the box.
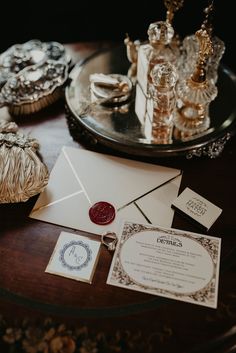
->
(0, 39), (70, 87)
(0, 60), (69, 115)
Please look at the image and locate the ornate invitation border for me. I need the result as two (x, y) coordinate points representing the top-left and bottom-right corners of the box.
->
(109, 221), (221, 307)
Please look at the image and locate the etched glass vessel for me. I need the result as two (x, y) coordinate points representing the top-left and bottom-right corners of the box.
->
(174, 29), (218, 137)
(136, 21), (179, 97)
(179, 1), (225, 84)
(180, 34), (225, 83)
(150, 62), (178, 126)
(143, 62), (178, 144)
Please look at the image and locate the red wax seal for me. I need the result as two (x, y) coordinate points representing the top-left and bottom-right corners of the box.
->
(89, 201), (116, 225)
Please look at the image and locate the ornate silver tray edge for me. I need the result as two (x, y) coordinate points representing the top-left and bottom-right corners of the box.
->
(65, 47), (236, 158)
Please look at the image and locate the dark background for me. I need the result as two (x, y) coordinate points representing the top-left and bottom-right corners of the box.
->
(1, 0), (235, 71)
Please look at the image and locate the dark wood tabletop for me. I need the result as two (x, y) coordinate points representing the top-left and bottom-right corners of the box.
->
(0, 42), (236, 353)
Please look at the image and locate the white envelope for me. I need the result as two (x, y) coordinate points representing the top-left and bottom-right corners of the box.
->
(30, 146), (182, 235)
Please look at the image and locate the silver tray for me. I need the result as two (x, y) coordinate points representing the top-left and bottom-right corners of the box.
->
(65, 46), (236, 158)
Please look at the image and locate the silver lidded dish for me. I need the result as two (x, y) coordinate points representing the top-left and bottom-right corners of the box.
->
(0, 39), (70, 88)
(0, 60), (69, 115)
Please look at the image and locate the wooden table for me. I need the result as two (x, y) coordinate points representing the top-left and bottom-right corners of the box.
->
(0, 42), (236, 353)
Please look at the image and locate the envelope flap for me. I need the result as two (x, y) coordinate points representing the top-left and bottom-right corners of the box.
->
(64, 147), (180, 208)
(34, 150), (83, 208)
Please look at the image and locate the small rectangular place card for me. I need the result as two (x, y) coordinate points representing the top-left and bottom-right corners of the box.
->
(107, 220), (221, 308)
(45, 232), (101, 284)
(171, 187), (222, 231)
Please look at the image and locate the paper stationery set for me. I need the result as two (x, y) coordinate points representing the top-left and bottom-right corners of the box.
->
(30, 146), (221, 308)
(30, 146), (182, 234)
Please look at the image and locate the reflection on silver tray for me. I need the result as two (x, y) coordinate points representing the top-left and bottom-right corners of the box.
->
(65, 46), (236, 158)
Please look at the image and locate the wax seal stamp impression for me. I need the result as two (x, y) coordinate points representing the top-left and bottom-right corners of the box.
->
(89, 201), (116, 225)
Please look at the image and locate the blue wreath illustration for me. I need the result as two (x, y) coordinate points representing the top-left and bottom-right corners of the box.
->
(59, 240), (92, 271)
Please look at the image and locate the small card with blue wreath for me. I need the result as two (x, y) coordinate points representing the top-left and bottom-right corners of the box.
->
(45, 231), (101, 283)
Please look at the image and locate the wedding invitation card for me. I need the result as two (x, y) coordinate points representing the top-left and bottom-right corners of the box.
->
(107, 221), (221, 308)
